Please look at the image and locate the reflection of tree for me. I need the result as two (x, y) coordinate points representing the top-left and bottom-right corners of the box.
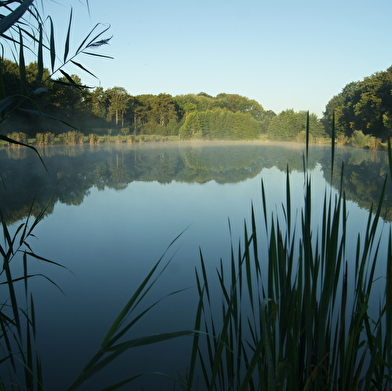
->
(108, 154), (131, 190)
(1, 143), (392, 224)
(320, 146), (392, 220)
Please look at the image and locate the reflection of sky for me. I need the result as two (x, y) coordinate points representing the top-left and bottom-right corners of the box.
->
(5, 150), (392, 391)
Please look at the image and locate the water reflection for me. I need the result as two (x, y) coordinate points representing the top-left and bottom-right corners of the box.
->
(1, 141), (391, 224)
(1, 141), (391, 390)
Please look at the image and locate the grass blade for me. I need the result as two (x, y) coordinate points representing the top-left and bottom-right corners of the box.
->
(71, 60), (98, 79)
(18, 28), (27, 95)
(0, 0), (34, 35)
(63, 9), (73, 63)
(36, 23), (43, 83)
(49, 16), (56, 72)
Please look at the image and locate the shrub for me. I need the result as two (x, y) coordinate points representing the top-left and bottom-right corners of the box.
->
(6, 132), (28, 146)
(36, 132), (55, 145)
(350, 130), (373, 148)
(59, 131), (84, 145)
(336, 134), (349, 145)
(370, 137), (382, 150)
(296, 130), (314, 143)
(88, 133), (100, 144)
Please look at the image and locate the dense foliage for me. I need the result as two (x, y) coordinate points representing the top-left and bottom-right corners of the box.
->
(2, 37), (392, 143)
(0, 62), (278, 140)
(322, 66), (392, 141)
(5, 56), (392, 143)
(267, 109), (325, 141)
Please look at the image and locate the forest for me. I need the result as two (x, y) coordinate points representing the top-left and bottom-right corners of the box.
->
(2, 58), (392, 143)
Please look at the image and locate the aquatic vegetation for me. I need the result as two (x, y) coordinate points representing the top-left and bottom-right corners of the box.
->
(184, 115), (392, 391)
(1, 112), (392, 390)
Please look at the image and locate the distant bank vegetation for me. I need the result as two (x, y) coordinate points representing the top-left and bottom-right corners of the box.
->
(2, 59), (392, 147)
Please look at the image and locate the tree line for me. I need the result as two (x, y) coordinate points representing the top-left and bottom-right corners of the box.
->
(2, 58), (392, 142)
(322, 66), (392, 141)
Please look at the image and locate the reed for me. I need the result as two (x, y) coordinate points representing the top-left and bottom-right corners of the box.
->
(185, 113), (392, 391)
(0, 204), (65, 390)
(2, 111), (392, 390)
(0, 208), (194, 390)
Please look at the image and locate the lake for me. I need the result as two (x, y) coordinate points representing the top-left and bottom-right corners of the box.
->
(1, 140), (391, 390)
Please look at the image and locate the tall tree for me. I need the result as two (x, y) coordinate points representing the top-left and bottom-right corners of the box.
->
(322, 66), (392, 140)
(106, 86), (129, 127)
(150, 93), (178, 127)
(268, 110), (324, 140)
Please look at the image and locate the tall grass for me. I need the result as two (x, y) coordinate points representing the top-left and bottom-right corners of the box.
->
(0, 210), (194, 390)
(185, 113), (392, 390)
(0, 204), (64, 390)
(2, 110), (392, 390)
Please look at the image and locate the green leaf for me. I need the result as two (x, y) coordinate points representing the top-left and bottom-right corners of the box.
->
(75, 23), (109, 54)
(81, 51), (113, 59)
(51, 79), (92, 89)
(100, 375), (142, 391)
(71, 60), (98, 79)
(59, 69), (78, 86)
(0, 95), (19, 112)
(37, 24), (43, 83)
(18, 28), (27, 94)
(49, 16), (56, 71)
(63, 9), (73, 63)
(0, 134), (47, 170)
(0, 61), (6, 104)
(0, 0), (34, 35)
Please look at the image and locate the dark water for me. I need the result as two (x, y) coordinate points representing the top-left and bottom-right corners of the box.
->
(1, 141), (391, 390)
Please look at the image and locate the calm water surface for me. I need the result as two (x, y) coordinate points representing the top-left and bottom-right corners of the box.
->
(1, 141), (391, 390)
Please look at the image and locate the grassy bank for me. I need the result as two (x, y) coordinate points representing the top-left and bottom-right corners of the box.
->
(180, 118), (392, 390)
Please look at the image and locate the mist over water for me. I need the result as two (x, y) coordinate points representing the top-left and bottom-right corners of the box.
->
(1, 141), (391, 390)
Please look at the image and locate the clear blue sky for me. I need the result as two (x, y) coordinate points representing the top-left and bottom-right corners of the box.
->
(37, 0), (392, 117)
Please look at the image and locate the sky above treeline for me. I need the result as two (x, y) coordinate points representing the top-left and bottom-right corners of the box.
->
(29, 1), (392, 117)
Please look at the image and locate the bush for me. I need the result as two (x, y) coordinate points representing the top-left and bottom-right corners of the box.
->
(370, 137), (382, 150)
(88, 133), (100, 144)
(6, 132), (28, 146)
(296, 130), (314, 143)
(126, 135), (135, 143)
(350, 130), (373, 148)
(59, 131), (84, 145)
(336, 134), (349, 145)
(36, 132), (55, 145)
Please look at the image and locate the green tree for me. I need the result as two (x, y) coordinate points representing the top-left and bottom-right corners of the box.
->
(322, 66), (392, 141)
(268, 110), (324, 141)
(50, 74), (86, 110)
(88, 86), (110, 119)
(150, 93), (178, 127)
(216, 93), (265, 121)
(267, 109), (303, 140)
(179, 107), (260, 140)
(106, 86), (129, 127)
